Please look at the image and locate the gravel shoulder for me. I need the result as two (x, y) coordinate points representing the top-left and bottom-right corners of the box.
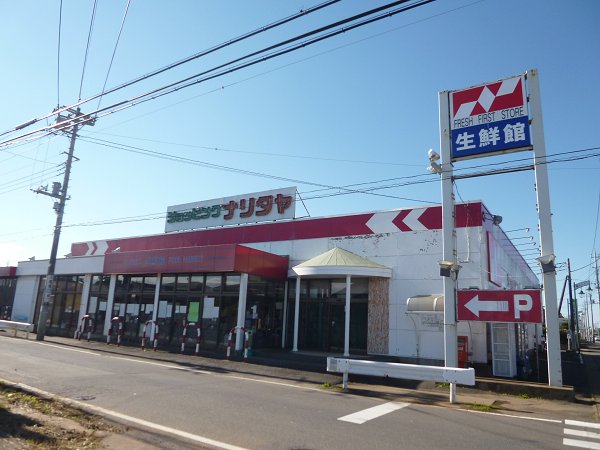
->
(0, 383), (156, 449)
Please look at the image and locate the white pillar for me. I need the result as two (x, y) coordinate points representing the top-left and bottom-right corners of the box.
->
(150, 274), (161, 341)
(103, 275), (117, 336)
(439, 89), (458, 403)
(281, 280), (288, 349)
(344, 274), (351, 357)
(293, 276), (301, 352)
(76, 274), (93, 330)
(235, 273), (248, 351)
(528, 69), (562, 386)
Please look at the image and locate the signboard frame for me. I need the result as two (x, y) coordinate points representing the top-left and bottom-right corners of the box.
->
(457, 289), (543, 323)
(449, 74), (531, 161)
(165, 186), (296, 233)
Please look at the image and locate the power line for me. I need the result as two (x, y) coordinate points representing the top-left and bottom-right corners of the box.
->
(77, 135), (436, 204)
(56, 0), (63, 107)
(97, 0), (132, 110)
(0, 0), (436, 150)
(86, 132), (424, 167)
(79, 0), (99, 101)
(0, 0), (343, 142)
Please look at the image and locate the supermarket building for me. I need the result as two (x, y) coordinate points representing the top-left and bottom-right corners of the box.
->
(4, 188), (539, 378)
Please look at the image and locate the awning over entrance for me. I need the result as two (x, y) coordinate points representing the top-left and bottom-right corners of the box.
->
(406, 295), (444, 313)
(290, 247), (391, 278)
(103, 244), (288, 279)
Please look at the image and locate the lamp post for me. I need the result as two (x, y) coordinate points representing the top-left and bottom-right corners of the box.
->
(578, 287), (594, 342)
(587, 286), (595, 343)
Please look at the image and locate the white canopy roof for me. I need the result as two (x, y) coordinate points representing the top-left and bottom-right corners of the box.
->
(290, 247), (392, 278)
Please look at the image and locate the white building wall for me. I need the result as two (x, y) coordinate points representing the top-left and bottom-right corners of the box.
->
(12, 275), (40, 322)
(246, 223), (488, 362)
(12, 256), (105, 323)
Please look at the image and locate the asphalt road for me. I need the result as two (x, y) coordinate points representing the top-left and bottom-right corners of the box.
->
(0, 336), (597, 450)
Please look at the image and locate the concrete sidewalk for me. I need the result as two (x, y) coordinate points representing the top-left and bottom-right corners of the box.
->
(5, 332), (600, 422)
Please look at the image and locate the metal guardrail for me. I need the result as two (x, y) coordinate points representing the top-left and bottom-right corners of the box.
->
(327, 357), (475, 394)
(0, 320), (34, 338)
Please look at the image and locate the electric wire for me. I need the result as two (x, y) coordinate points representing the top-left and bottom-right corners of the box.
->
(77, 135), (436, 204)
(0, 0), (343, 142)
(97, 0), (132, 110)
(0, 0), (435, 149)
(81, 0), (482, 147)
(86, 132), (424, 167)
(56, 0), (63, 107)
(79, 0), (99, 101)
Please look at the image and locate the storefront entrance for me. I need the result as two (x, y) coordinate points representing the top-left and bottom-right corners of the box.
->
(290, 278), (368, 353)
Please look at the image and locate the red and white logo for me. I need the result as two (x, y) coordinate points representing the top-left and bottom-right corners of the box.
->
(451, 75), (527, 127)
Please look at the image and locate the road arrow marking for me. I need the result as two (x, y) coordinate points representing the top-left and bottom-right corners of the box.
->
(338, 402), (409, 424)
(464, 295), (509, 317)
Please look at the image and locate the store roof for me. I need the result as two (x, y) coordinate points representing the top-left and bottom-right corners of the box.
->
(290, 247), (391, 278)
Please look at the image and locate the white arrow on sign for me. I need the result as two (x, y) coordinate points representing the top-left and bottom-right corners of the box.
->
(464, 295), (509, 317)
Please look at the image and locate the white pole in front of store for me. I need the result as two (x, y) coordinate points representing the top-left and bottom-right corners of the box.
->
(344, 275), (351, 357)
(439, 90), (458, 404)
(528, 69), (562, 386)
(235, 274), (249, 351)
(293, 277), (301, 352)
(282, 281), (289, 349)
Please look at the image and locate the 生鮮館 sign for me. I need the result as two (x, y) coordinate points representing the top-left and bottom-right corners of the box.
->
(450, 74), (531, 160)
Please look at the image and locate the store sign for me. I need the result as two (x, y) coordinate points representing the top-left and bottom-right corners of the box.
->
(450, 74), (531, 160)
(457, 289), (542, 323)
(165, 187), (296, 233)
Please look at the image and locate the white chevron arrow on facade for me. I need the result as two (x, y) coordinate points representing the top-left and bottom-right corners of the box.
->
(366, 211), (400, 234)
(401, 208), (428, 231)
(465, 295), (509, 317)
(84, 242), (96, 256)
(95, 241), (108, 255)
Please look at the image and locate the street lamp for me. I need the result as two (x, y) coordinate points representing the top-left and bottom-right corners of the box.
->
(578, 287), (595, 343)
(587, 286), (595, 343)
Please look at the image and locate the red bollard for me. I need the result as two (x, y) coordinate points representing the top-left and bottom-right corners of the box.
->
(181, 321), (189, 354)
(226, 327), (235, 359)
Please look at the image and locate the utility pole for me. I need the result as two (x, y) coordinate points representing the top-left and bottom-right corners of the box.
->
(35, 109), (93, 341)
(566, 259), (578, 351)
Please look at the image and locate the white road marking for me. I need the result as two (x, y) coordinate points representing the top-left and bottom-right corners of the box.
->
(566, 420), (600, 430)
(39, 342), (102, 356)
(563, 438), (600, 449)
(0, 378), (249, 450)
(338, 401), (409, 424)
(565, 428), (600, 440)
(564, 420), (600, 449)
(23, 338), (322, 391)
(461, 408), (561, 423)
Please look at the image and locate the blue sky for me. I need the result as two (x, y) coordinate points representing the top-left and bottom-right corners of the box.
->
(1, 0), (599, 313)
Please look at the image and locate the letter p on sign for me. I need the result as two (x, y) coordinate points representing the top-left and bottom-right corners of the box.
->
(514, 295), (533, 319)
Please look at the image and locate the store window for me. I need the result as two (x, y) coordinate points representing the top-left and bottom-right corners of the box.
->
(286, 277), (369, 353)
(0, 277), (17, 320)
(37, 275), (84, 337)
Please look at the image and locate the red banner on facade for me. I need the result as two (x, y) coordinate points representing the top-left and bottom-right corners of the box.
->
(103, 244), (288, 279)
